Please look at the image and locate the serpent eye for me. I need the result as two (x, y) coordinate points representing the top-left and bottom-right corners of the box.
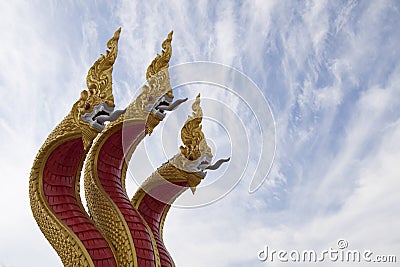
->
(188, 155), (194, 161)
(84, 103), (90, 110)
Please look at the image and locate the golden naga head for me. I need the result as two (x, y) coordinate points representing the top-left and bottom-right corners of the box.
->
(125, 31), (187, 134)
(146, 31), (173, 81)
(74, 28), (121, 132)
(170, 94), (230, 179)
(180, 93), (212, 161)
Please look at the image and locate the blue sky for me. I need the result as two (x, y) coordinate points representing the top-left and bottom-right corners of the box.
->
(1, 1), (399, 266)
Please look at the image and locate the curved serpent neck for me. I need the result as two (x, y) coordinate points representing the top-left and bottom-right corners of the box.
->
(131, 162), (204, 267)
(84, 30), (177, 267)
(29, 28), (121, 266)
(29, 111), (117, 267)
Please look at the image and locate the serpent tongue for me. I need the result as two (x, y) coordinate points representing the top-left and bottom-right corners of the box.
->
(205, 157), (230, 170)
(157, 97), (188, 111)
(96, 109), (126, 124)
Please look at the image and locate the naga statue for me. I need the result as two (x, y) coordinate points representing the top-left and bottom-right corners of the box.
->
(29, 28), (229, 267)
